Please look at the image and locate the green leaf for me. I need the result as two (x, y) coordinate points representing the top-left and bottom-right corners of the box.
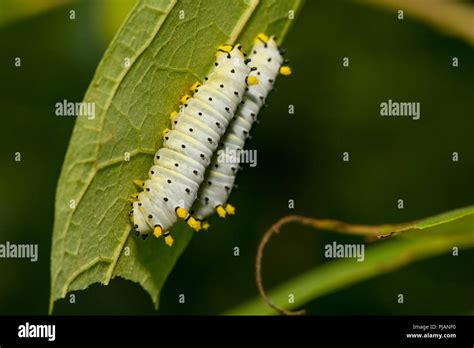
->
(50, 0), (304, 313)
(225, 206), (474, 315)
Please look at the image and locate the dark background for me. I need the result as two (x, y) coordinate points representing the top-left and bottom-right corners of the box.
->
(0, 0), (473, 315)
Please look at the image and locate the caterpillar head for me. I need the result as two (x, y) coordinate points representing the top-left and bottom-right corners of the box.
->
(249, 34), (286, 82)
(215, 44), (246, 66)
(213, 44), (250, 84)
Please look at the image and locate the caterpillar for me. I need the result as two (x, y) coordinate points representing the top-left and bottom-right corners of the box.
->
(191, 34), (291, 226)
(130, 44), (257, 246)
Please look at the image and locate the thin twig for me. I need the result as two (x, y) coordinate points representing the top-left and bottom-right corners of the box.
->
(256, 215), (417, 316)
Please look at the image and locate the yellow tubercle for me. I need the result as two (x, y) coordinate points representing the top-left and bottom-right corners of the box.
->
(176, 207), (187, 219)
(279, 66), (292, 76)
(246, 76), (258, 85)
(170, 111), (177, 121)
(225, 204), (236, 215)
(218, 44), (233, 53)
(202, 221), (210, 231)
(190, 81), (202, 92)
(133, 180), (144, 188)
(180, 94), (190, 104)
(153, 226), (162, 238)
(165, 235), (174, 247)
(162, 128), (170, 137)
(130, 193), (139, 200)
(187, 217), (201, 231)
(216, 205), (227, 218)
(255, 33), (269, 44)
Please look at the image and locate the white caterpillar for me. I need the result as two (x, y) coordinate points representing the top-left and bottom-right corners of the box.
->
(192, 34), (291, 226)
(130, 44), (256, 246)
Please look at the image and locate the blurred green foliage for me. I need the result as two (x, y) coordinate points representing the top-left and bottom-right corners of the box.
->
(0, 0), (472, 315)
(0, 0), (72, 27)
